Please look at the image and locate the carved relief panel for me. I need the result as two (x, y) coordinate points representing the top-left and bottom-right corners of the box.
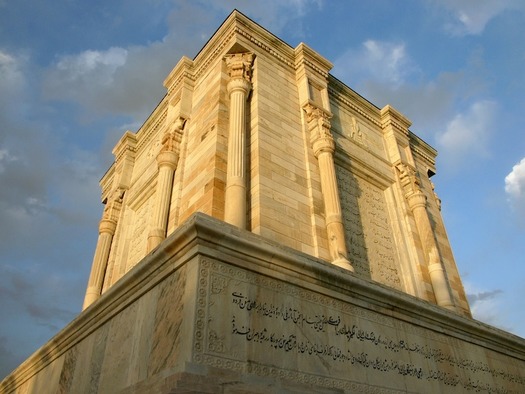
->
(331, 109), (384, 157)
(337, 166), (402, 290)
(127, 194), (154, 270)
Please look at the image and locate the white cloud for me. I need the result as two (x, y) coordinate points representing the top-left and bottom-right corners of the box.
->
(0, 50), (28, 116)
(505, 158), (525, 199)
(334, 39), (416, 89)
(0, 50), (24, 91)
(505, 158), (525, 221)
(55, 47), (128, 86)
(436, 100), (496, 163)
(40, 1), (327, 123)
(437, 0), (523, 35)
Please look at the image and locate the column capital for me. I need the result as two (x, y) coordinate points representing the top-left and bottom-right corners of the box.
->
(224, 52), (255, 82)
(406, 191), (427, 211)
(102, 187), (125, 223)
(396, 163), (422, 198)
(160, 117), (186, 153)
(156, 150), (179, 170)
(303, 103), (335, 157)
(157, 116), (186, 169)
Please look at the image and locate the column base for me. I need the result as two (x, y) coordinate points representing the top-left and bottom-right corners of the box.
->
(82, 289), (100, 310)
(428, 262), (456, 311)
(332, 257), (355, 272)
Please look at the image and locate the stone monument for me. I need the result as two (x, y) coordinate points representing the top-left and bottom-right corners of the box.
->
(2, 10), (524, 393)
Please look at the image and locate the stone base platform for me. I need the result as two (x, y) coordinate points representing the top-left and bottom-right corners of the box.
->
(2, 213), (525, 393)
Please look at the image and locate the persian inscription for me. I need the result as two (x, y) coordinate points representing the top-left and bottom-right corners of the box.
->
(197, 263), (524, 393)
(337, 167), (402, 289)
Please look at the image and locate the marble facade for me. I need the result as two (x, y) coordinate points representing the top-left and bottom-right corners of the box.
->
(2, 10), (525, 393)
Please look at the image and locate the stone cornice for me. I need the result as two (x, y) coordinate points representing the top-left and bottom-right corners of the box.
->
(192, 11), (295, 82)
(135, 101), (168, 153)
(100, 165), (115, 203)
(191, 10), (332, 90)
(164, 56), (195, 97)
(409, 131), (437, 170)
(380, 105), (412, 135)
(112, 131), (137, 163)
(235, 26), (295, 69)
(294, 42), (332, 78)
(328, 80), (381, 128)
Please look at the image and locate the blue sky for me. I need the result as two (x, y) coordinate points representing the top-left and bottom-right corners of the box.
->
(1, 0), (524, 380)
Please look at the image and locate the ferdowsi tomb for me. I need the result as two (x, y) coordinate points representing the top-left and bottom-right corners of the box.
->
(2, 10), (525, 394)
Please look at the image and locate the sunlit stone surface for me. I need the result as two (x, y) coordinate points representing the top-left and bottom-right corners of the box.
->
(2, 10), (524, 393)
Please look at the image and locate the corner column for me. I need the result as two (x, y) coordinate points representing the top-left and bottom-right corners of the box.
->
(224, 53), (254, 229)
(147, 117), (186, 252)
(398, 164), (455, 310)
(304, 103), (354, 271)
(83, 188), (123, 309)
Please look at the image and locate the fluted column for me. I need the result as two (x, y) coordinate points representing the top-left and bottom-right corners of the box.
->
(304, 103), (354, 271)
(224, 53), (254, 229)
(397, 164), (455, 310)
(147, 117), (186, 252)
(83, 188), (124, 309)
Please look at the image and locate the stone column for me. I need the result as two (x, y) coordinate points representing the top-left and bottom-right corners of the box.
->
(83, 188), (124, 309)
(304, 103), (354, 271)
(397, 164), (455, 310)
(223, 53), (254, 229)
(147, 117), (186, 252)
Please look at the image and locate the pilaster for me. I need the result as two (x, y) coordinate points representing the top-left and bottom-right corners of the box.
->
(397, 163), (456, 310)
(303, 103), (353, 271)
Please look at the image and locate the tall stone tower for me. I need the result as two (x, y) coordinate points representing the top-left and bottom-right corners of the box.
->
(3, 10), (525, 394)
(83, 11), (469, 316)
